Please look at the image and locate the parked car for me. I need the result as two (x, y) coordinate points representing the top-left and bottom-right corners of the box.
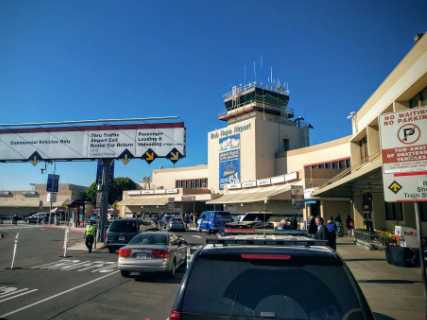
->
(168, 217), (186, 232)
(117, 231), (187, 278)
(105, 219), (141, 253)
(158, 213), (179, 229)
(170, 234), (374, 320)
(197, 211), (233, 233)
(27, 212), (49, 224)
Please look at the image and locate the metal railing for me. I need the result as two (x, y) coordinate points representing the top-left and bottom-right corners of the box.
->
(354, 229), (391, 246)
(224, 82), (289, 100)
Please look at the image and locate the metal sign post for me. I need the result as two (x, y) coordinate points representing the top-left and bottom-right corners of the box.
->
(63, 227), (69, 258)
(379, 107), (427, 316)
(10, 232), (19, 270)
(414, 203), (427, 316)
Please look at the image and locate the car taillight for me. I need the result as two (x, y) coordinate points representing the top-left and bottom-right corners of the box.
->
(151, 249), (170, 259)
(169, 310), (181, 320)
(240, 253), (292, 261)
(118, 247), (132, 257)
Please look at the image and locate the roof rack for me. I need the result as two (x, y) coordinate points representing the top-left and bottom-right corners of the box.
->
(206, 238), (328, 247)
(222, 229), (308, 237)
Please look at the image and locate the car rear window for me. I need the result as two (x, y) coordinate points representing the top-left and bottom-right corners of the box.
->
(129, 233), (168, 245)
(181, 254), (366, 320)
(109, 220), (138, 232)
(217, 212), (232, 219)
(242, 214), (271, 222)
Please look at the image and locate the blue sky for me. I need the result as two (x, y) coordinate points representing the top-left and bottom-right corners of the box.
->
(0, 0), (426, 190)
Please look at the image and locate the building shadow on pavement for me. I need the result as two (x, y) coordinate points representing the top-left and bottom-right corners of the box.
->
(344, 258), (386, 262)
(134, 271), (184, 284)
(358, 279), (422, 284)
(373, 312), (396, 320)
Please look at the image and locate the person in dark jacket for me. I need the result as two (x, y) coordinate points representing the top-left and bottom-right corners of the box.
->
(326, 217), (337, 250)
(314, 217), (327, 241)
(308, 215), (317, 235)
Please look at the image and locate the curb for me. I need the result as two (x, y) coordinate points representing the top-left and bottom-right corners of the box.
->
(43, 224), (85, 233)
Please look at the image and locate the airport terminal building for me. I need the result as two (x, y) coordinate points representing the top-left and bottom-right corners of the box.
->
(119, 34), (427, 233)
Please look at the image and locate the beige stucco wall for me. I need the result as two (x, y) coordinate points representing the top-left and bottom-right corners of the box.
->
(151, 164), (208, 189)
(320, 199), (352, 223)
(224, 200), (301, 215)
(208, 114), (309, 192)
(0, 184), (86, 216)
(354, 35), (427, 133)
(285, 136), (351, 186)
(208, 118), (256, 192)
(255, 114), (309, 179)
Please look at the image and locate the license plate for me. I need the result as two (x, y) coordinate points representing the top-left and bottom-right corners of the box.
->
(118, 236), (126, 241)
(135, 253), (150, 260)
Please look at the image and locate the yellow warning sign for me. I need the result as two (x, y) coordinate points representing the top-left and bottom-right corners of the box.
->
(388, 181), (402, 194)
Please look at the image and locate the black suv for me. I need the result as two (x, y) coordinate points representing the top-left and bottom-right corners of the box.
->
(105, 219), (141, 253)
(170, 235), (374, 320)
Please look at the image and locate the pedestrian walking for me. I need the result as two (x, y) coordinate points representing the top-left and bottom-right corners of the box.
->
(335, 215), (344, 237)
(314, 217), (327, 241)
(326, 217), (337, 250)
(84, 220), (97, 253)
(308, 215), (317, 235)
(346, 214), (354, 237)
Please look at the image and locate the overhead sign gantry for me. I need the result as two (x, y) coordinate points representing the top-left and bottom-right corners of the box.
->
(0, 118), (185, 164)
(0, 116), (186, 241)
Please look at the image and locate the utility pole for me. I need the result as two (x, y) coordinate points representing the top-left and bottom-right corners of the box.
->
(96, 159), (114, 242)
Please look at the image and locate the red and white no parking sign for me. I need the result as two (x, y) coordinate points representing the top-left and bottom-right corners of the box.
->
(379, 107), (427, 202)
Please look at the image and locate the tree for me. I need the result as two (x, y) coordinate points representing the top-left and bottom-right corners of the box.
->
(84, 177), (139, 205)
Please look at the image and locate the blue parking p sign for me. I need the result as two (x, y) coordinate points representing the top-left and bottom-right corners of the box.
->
(46, 174), (60, 193)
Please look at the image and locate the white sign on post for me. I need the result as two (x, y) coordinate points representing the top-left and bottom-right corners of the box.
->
(379, 107), (427, 202)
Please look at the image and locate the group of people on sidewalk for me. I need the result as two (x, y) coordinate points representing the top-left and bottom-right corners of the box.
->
(307, 214), (354, 250)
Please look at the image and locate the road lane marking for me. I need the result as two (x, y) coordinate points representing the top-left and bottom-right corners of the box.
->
(0, 289), (38, 304)
(192, 235), (202, 239)
(32, 259), (70, 269)
(32, 259), (117, 274)
(0, 225), (41, 231)
(0, 271), (119, 318)
(0, 288), (29, 298)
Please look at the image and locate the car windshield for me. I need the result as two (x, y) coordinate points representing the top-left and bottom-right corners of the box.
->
(129, 233), (168, 245)
(242, 214), (271, 222)
(181, 255), (365, 320)
(109, 220), (138, 233)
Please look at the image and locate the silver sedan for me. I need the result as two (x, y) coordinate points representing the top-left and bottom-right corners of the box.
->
(117, 231), (187, 278)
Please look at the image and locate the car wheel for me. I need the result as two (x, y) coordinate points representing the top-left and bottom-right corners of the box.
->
(120, 270), (131, 278)
(108, 247), (115, 254)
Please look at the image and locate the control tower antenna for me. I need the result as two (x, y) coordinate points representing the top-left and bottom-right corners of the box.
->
(253, 61), (256, 82)
(270, 66), (273, 84)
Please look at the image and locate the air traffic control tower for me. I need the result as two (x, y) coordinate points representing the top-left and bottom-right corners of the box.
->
(208, 81), (312, 191)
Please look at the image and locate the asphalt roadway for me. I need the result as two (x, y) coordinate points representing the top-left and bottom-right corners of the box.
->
(0, 225), (208, 320)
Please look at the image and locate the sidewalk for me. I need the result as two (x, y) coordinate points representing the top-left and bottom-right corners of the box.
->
(68, 241), (106, 252)
(338, 243), (424, 320)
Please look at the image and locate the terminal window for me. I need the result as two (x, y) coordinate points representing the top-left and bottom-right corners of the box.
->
(176, 178), (208, 189)
(420, 203), (427, 221)
(306, 158), (351, 170)
(385, 203), (403, 221)
(409, 86), (427, 108)
(282, 139), (290, 151)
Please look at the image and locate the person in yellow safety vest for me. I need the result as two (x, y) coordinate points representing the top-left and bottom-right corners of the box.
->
(84, 221), (97, 253)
